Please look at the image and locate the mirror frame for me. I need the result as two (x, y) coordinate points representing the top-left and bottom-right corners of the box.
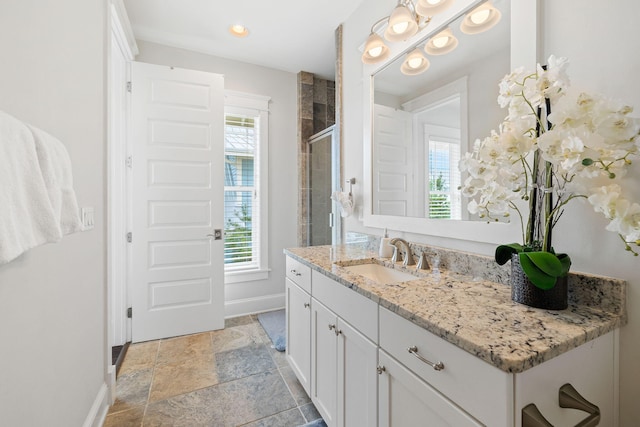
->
(362, 0), (539, 244)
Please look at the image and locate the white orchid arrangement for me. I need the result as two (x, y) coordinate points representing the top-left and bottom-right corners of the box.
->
(459, 55), (640, 289)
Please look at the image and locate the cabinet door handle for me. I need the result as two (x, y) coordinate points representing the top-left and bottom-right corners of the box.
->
(303, 302), (310, 308)
(559, 383), (600, 427)
(521, 383), (601, 427)
(376, 365), (386, 375)
(290, 269), (302, 276)
(407, 346), (444, 371)
(521, 404), (554, 427)
(328, 324), (336, 331)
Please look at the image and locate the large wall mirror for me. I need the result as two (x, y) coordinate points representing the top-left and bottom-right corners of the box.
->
(362, 0), (538, 243)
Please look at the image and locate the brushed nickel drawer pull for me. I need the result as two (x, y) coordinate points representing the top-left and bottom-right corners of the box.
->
(407, 346), (444, 371)
(376, 365), (386, 375)
(559, 383), (600, 427)
(303, 302), (310, 308)
(522, 404), (553, 427)
(290, 269), (302, 276)
(521, 383), (601, 427)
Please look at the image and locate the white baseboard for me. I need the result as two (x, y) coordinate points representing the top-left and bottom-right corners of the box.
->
(225, 293), (285, 318)
(83, 382), (109, 427)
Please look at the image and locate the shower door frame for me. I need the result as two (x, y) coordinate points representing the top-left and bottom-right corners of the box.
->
(307, 125), (341, 246)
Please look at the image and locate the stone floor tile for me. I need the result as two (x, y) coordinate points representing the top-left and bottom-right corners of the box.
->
(103, 406), (144, 427)
(145, 370), (296, 427)
(211, 323), (265, 353)
(215, 343), (276, 383)
(268, 345), (289, 368)
(299, 402), (322, 423)
(118, 341), (158, 375)
(225, 314), (255, 328)
(156, 332), (212, 366)
(241, 407), (306, 427)
(149, 354), (218, 402)
(279, 365), (311, 406)
(109, 367), (153, 414)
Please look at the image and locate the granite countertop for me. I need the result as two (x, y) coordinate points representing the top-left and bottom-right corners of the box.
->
(284, 245), (627, 374)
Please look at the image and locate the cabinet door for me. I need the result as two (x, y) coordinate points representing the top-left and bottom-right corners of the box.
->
(338, 319), (378, 427)
(515, 331), (616, 427)
(312, 299), (338, 426)
(378, 351), (482, 427)
(286, 278), (311, 394)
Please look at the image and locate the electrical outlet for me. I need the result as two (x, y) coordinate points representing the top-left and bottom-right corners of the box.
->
(81, 207), (95, 230)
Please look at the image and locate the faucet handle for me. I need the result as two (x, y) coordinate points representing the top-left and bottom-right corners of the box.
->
(416, 253), (429, 270)
(391, 246), (402, 263)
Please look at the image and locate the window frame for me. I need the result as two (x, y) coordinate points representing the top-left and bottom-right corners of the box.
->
(223, 91), (270, 284)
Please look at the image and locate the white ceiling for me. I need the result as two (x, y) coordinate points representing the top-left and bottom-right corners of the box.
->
(123, 0), (366, 80)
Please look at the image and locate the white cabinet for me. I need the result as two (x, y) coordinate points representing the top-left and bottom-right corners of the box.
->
(286, 277), (311, 394)
(379, 306), (617, 427)
(378, 350), (482, 427)
(310, 270), (378, 427)
(379, 307), (512, 426)
(515, 331), (616, 427)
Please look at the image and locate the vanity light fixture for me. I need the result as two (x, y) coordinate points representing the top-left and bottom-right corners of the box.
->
(424, 27), (458, 55)
(229, 24), (249, 38)
(362, 31), (391, 64)
(415, 0), (454, 17)
(460, 1), (501, 34)
(384, 1), (420, 42)
(400, 48), (430, 75)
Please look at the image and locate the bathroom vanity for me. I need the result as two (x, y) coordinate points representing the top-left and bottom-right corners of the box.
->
(284, 245), (626, 427)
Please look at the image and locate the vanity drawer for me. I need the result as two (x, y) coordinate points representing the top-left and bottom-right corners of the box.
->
(379, 307), (512, 426)
(286, 256), (311, 293)
(312, 270), (378, 342)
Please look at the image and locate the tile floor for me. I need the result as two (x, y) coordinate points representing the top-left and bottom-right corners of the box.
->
(104, 314), (321, 427)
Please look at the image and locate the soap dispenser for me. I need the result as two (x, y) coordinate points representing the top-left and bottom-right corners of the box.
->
(379, 229), (394, 258)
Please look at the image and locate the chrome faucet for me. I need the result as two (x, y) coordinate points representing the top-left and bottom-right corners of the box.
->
(390, 238), (415, 266)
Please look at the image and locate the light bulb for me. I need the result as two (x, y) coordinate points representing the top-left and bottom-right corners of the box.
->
(392, 21), (409, 34)
(432, 36), (449, 48)
(368, 46), (383, 58)
(408, 57), (424, 69)
(229, 24), (249, 37)
(470, 9), (491, 24)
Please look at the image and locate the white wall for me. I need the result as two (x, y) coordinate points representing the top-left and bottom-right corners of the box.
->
(135, 41), (299, 317)
(342, 1), (640, 425)
(0, 1), (108, 426)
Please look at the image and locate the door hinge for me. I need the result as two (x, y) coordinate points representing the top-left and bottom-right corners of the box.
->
(126, 81), (132, 93)
(126, 232), (132, 243)
(127, 307), (132, 318)
(126, 155), (132, 168)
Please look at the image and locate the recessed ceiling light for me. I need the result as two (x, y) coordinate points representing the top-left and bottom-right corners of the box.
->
(229, 24), (249, 38)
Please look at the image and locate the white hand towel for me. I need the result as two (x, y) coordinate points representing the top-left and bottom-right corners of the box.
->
(0, 111), (62, 264)
(331, 191), (354, 218)
(28, 124), (82, 235)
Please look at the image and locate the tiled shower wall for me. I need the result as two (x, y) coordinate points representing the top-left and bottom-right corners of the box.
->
(297, 71), (336, 246)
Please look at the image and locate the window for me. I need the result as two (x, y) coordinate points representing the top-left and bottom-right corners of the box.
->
(224, 92), (270, 283)
(427, 137), (461, 219)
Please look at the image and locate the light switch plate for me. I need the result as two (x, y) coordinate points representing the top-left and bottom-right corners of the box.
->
(81, 207), (95, 230)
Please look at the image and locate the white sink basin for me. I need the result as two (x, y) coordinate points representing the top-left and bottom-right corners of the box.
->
(343, 263), (416, 284)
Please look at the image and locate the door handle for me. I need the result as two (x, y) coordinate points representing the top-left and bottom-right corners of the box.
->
(206, 229), (223, 240)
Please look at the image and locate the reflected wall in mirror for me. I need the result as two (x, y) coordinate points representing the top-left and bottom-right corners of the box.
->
(372, 0), (510, 220)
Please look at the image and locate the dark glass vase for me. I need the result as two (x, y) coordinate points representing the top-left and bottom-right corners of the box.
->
(510, 254), (568, 310)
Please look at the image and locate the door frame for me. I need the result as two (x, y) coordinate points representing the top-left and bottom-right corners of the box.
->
(107, 0), (138, 401)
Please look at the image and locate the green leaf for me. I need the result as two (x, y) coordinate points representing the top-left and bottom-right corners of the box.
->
(557, 253), (572, 276)
(495, 243), (524, 265)
(524, 252), (563, 277)
(518, 253), (557, 290)
(582, 158), (594, 166)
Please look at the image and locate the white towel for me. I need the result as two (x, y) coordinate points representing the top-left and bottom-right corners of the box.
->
(0, 111), (81, 265)
(331, 191), (354, 218)
(28, 124), (82, 236)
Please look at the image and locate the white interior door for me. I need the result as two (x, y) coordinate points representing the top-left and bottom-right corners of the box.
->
(130, 61), (225, 342)
(373, 104), (413, 216)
